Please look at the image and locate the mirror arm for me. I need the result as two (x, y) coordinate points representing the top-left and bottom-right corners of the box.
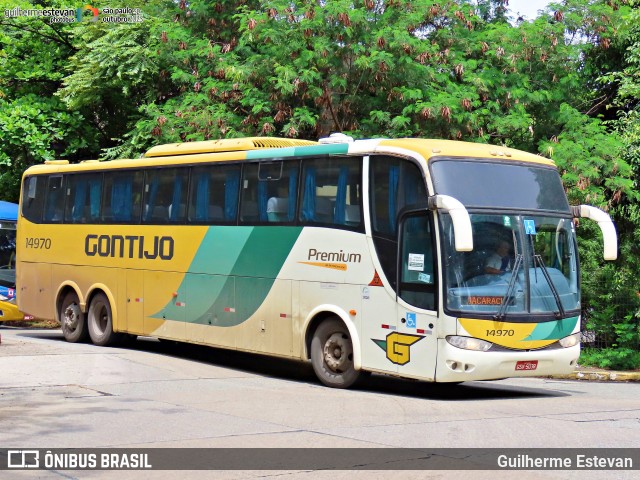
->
(571, 205), (618, 261)
(428, 194), (473, 252)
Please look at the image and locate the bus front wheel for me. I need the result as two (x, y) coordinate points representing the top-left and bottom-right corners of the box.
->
(88, 293), (120, 346)
(311, 318), (360, 388)
(60, 291), (88, 343)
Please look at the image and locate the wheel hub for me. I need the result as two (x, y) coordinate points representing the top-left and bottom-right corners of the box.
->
(323, 332), (352, 373)
(63, 304), (81, 330)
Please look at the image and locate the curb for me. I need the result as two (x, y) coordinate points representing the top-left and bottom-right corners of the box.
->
(549, 370), (640, 382)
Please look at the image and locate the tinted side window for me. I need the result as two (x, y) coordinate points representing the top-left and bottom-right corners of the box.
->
(399, 213), (436, 310)
(65, 173), (102, 224)
(369, 156), (428, 290)
(238, 161), (294, 224)
(299, 156), (362, 228)
(21, 176), (47, 223)
(265, 162), (298, 223)
(370, 156), (428, 236)
(189, 164), (241, 223)
(239, 161), (299, 224)
(101, 171), (143, 223)
(239, 163), (264, 223)
(143, 168), (189, 223)
(44, 175), (65, 222)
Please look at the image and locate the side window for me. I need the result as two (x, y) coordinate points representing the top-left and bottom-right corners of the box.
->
(43, 175), (65, 223)
(189, 164), (240, 223)
(64, 173), (102, 223)
(240, 161), (298, 223)
(370, 156), (428, 236)
(399, 212), (437, 310)
(21, 176), (47, 223)
(143, 168), (188, 223)
(102, 171), (143, 223)
(299, 156), (362, 228)
(369, 156), (428, 290)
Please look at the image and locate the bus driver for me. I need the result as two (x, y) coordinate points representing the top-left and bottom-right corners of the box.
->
(485, 239), (511, 275)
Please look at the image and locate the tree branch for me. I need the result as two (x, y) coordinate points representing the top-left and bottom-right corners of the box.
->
(0, 19), (77, 52)
(585, 92), (615, 116)
(323, 82), (342, 132)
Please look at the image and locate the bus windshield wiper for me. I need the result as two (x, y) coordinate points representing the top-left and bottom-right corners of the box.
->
(493, 253), (523, 321)
(533, 254), (566, 319)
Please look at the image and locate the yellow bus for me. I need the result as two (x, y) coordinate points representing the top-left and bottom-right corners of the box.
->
(16, 135), (617, 387)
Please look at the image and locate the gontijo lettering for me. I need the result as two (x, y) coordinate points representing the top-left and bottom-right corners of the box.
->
(307, 248), (361, 263)
(85, 234), (174, 260)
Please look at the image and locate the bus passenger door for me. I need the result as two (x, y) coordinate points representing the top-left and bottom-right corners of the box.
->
(395, 212), (439, 381)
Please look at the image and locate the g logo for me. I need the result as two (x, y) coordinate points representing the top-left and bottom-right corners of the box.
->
(373, 332), (423, 365)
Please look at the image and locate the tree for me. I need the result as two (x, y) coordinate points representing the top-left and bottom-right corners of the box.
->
(0, 0), (96, 201)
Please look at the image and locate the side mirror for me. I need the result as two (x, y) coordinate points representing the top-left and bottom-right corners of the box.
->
(428, 195), (473, 252)
(571, 205), (618, 261)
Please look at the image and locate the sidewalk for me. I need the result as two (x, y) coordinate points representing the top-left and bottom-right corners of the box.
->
(550, 366), (640, 382)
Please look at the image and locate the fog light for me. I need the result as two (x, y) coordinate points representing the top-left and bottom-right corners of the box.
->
(446, 335), (492, 352)
(559, 332), (580, 348)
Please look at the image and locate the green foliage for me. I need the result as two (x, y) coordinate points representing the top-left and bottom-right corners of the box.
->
(539, 104), (635, 208)
(0, 0), (97, 200)
(0, 95), (92, 200)
(580, 348), (640, 371)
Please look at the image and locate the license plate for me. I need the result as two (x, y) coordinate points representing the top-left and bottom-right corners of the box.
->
(515, 360), (538, 371)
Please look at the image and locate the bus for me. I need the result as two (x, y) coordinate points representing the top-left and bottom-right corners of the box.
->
(16, 135), (617, 387)
(0, 200), (26, 321)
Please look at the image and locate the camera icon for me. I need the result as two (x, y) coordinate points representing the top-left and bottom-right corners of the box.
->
(8, 450), (40, 468)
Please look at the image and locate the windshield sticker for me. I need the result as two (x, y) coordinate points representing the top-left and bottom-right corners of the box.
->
(524, 219), (537, 235)
(418, 272), (431, 283)
(503, 216), (511, 227)
(408, 253), (424, 271)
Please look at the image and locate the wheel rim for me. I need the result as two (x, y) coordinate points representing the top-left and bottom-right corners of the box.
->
(93, 301), (108, 335)
(322, 332), (353, 374)
(63, 303), (81, 331)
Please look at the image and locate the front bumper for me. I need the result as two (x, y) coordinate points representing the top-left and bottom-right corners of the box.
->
(435, 338), (579, 382)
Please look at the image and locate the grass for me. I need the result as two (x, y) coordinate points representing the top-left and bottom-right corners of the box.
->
(1, 319), (59, 328)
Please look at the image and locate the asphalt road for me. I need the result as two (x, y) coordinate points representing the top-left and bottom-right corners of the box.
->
(0, 326), (638, 480)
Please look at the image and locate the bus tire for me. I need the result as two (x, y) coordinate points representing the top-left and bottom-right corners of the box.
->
(87, 292), (120, 346)
(310, 317), (360, 388)
(60, 291), (88, 343)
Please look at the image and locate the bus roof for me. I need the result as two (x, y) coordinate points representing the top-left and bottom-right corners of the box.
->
(144, 137), (317, 157)
(377, 138), (554, 166)
(23, 137), (555, 175)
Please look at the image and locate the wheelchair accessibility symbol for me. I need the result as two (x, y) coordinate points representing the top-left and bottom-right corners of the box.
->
(524, 219), (537, 235)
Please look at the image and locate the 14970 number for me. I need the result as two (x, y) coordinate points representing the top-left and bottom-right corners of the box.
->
(25, 237), (52, 249)
(486, 329), (515, 337)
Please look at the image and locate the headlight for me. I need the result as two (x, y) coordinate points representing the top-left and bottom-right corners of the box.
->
(446, 335), (492, 352)
(559, 332), (580, 348)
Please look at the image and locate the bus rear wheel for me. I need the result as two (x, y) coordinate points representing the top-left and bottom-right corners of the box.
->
(60, 291), (88, 343)
(311, 318), (360, 388)
(88, 292), (120, 346)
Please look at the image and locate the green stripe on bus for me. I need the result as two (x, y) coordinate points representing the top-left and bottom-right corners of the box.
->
(525, 316), (578, 341)
(152, 226), (303, 327)
(246, 147), (296, 159)
(245, 143), (349, 160)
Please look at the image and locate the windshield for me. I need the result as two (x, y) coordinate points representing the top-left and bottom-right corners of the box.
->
(441, 214), (579, 319)
(430, 159), (571, 213)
